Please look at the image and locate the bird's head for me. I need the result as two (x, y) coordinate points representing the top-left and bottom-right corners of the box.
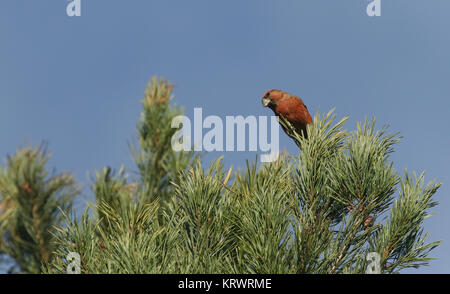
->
(262, 89), (290, 108)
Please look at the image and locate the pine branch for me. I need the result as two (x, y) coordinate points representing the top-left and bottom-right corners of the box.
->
(0, 145), (78, 273)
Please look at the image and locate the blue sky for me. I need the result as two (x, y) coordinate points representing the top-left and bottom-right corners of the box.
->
(0, 0), (449, 273)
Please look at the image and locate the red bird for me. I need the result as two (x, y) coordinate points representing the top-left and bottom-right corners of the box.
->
(262, 89), (313, 139)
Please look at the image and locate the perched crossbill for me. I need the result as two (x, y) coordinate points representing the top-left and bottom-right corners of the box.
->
(262, 89), (313, 140)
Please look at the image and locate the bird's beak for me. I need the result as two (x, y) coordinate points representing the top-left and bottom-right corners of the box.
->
(262, 97), (271, 107)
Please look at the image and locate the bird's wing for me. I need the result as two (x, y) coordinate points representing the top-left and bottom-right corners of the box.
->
(275, 98), (312, 125)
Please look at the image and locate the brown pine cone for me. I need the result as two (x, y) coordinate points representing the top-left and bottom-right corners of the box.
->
(363, 215), (375, 230)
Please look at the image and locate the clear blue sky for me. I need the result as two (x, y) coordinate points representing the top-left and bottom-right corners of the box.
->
(0, 0), (449, 273)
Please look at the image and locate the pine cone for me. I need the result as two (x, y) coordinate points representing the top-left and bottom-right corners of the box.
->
(363, 215), (374, 230)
